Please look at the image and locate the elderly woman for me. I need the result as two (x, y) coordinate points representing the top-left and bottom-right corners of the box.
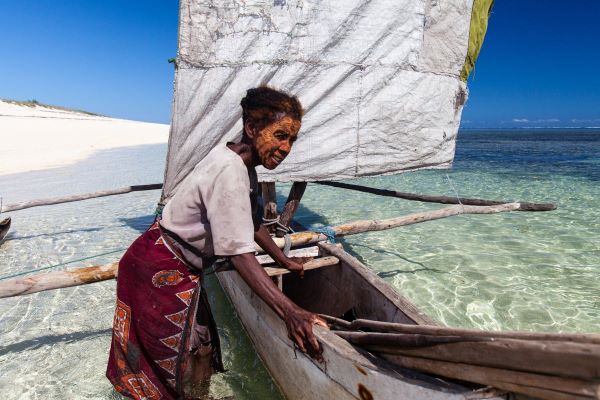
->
(107, 87), (325, 399)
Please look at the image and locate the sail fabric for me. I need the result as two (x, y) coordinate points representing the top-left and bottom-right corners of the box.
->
(163, 0), (485, 201)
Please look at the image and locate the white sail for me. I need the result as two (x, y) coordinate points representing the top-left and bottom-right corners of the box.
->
(162, 0), (492, 201)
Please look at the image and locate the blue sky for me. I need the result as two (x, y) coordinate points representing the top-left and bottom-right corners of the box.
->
(1, 1), (598, 127)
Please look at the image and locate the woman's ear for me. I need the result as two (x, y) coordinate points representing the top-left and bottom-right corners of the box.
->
(244, 120), (257, 139)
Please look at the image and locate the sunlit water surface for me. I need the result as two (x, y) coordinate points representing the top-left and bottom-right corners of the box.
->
(1, 130), (598, 399)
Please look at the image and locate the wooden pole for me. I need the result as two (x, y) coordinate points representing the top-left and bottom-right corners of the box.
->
(322, 315), (600, 345)
(316, 181), (557, 211)
(261, 203), (526, 251)
(0, 203), (529, 298)
(0, 262), (118, 298)
(3, 184), (163, 213)
(276, 182), (307, 237)
(335, 332), (600, 381)
(380, 354), (599, 400)
(261, 182), (278, 234)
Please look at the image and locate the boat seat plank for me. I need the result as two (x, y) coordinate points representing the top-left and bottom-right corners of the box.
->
(264, 256), (339, 277)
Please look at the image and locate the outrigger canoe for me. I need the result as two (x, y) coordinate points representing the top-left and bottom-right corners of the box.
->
(217, 241), (504, 400)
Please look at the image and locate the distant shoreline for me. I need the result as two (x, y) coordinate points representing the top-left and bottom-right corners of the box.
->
(0, 100), (169, 176)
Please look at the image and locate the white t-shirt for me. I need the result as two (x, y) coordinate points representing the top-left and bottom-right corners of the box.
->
(160, 144), (256, 262)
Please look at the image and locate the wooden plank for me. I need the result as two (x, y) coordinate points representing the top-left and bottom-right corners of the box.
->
(255, 246), (319, 264)
(315, 181), (557, 211)
(264, 256), (339, 277)
(276, 182), (307, 237)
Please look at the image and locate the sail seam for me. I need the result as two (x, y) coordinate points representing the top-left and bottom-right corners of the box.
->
(175, 57), (461, 80)
(355, 67), (363, 175)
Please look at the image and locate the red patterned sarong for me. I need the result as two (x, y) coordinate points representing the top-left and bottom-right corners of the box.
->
(107, 222), (223, 399)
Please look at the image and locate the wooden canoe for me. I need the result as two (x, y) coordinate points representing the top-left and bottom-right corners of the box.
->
(0, 217), (10, 243)
(216, 241), (505, 400)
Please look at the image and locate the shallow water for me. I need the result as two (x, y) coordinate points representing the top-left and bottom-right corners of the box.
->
(0, 130), (598, 399)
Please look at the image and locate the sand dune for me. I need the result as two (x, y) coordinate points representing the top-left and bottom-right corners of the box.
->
(0, 100), (169, 175)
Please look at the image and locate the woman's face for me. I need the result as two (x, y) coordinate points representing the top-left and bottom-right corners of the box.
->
(252, 115), (301, 170)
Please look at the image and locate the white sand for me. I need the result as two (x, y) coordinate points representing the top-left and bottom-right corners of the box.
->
(0, 100), (169, 175)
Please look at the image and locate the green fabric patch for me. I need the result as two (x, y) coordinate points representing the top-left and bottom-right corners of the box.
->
(460, 0), (495, 82)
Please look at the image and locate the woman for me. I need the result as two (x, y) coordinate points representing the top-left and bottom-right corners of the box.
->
(107, 87), (326, 399)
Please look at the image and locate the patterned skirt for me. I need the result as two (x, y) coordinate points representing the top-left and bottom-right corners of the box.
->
(106, 222), (223, 399)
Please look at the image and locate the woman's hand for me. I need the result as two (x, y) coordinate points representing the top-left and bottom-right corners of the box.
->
(284, 307), (328, 361)
(283, 258), (304, 277)
(230, 252), (328, 362)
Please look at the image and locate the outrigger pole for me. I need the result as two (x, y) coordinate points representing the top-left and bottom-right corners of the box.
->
(2, 181), (556, 213)
(1, 202), (537, 299)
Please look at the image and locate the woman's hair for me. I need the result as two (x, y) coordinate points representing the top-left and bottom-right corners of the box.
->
(240, 86), (303, 134)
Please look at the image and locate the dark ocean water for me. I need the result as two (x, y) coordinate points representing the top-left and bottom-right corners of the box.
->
(455, 129), (600, 181)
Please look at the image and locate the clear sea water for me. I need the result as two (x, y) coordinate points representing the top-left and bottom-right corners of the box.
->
(0, 129), (598, 399)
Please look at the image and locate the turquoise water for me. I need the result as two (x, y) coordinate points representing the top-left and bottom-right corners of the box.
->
(0, 129), (598, 399)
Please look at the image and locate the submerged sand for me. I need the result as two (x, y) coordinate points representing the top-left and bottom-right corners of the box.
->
(0, 100), (169, 176)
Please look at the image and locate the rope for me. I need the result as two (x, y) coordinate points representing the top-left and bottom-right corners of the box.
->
(0, 248), (126, 281)
(445, 173), (464, 210)
(263, 216), (295, 235)
(311, 225), (337, 243)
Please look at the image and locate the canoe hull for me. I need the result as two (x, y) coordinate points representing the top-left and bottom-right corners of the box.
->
(216, 242), (502, 400)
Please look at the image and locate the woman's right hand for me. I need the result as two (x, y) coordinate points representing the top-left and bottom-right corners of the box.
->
(283, 307), (328, 361)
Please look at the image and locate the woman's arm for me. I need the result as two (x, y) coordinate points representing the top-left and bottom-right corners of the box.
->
(254, 224), (304, 275)
(229, 252), (326, 359)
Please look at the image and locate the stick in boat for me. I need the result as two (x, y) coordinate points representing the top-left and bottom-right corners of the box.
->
(384, 354), (600, 400)
(2, 184), (163, 213)
(316, 181), (557, 211)
(0, 203), (529, 298)
(333, 331), (600, 380)
(321, 315), (600, 345)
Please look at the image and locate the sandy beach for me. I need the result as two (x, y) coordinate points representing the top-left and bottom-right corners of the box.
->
(0, 100), (169, 176)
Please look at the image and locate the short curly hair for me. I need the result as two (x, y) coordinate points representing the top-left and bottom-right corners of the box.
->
(240, 86), (303, 134)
